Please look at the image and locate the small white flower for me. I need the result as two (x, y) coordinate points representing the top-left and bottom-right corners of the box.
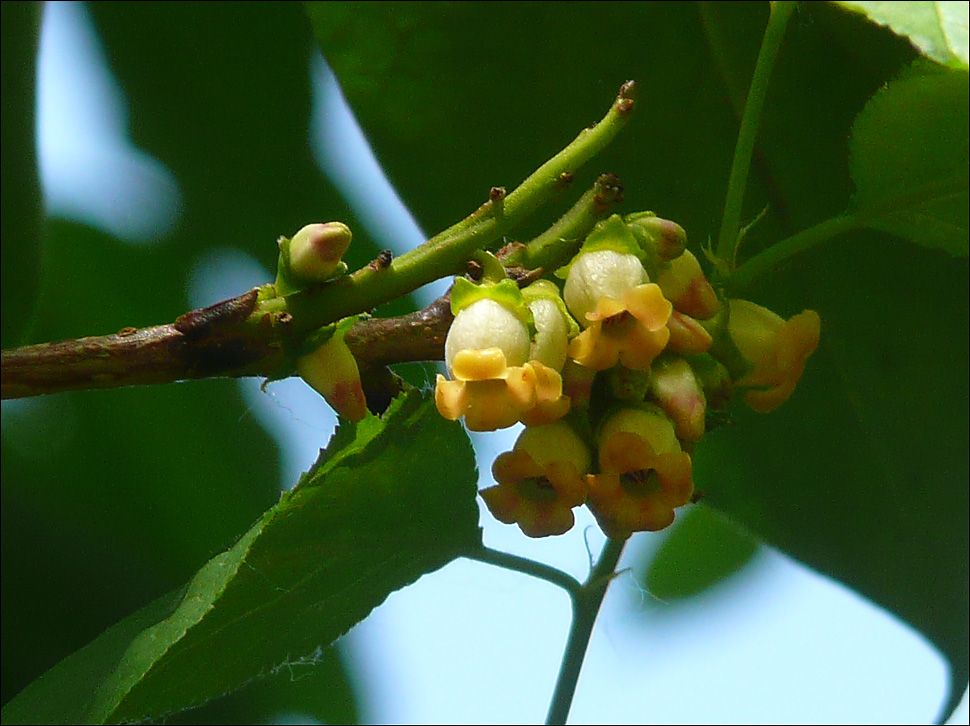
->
(444, 298), (530, 374)
(528, 298), (569, 370)
(563, 250), (648, 325)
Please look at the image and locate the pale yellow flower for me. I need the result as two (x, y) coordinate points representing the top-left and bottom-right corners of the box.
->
(481, 422), (590, 537)
(728, 300), (821, 413)
(586, 408), (694, 536)
(435, 348), (538, 432)
(567, 283), (672, 371)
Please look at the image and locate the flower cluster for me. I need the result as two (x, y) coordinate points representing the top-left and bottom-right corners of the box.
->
(435, 213), (821, 538)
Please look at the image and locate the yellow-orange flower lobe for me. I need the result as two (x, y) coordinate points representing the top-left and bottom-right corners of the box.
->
(567, 283), (672, 371)
(727, 301), (821, 413)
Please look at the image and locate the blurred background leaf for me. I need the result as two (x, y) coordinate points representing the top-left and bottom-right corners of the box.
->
(641, 504), (760, 603)
(0, 1), (43, 348)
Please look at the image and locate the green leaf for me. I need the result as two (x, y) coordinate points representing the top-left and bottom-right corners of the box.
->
(641, 504), (760, 602)
(849, 63), (969, 256)
(835, 1), (970, 68)
(2, 390), (480, 724)
(699, 232), (969, 719)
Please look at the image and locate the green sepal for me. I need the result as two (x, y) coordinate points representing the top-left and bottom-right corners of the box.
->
(624, 211), (663, 277)
(294, 314), (361, 360)
(450, 277), (534, 331)
(554, 214), (645, 280)
(274, 235), (300, 297)
(472, 250), (509, 283)
(521, 279), (580, 338)
(701, 302), (755, 380)
(274, 235), (349, 298)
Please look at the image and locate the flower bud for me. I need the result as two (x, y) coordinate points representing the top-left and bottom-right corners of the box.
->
(651, 356), (706, 442)
(625, 212), (688, 263)
(656, 250), (720, 319)
(563, 249), (649, 325)
(522, 280), (577, 371)
(287, 222), (352, 282)
(296, 330), (367, 422)
(445, 298), (531, 375)
(667, 311), (713, 354)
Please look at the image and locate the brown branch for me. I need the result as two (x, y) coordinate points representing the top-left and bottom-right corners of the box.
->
(1, 289), (452, 400)
(2, 170), (625, 402)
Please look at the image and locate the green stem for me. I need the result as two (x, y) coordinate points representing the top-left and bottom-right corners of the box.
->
(728, 212), (863, 290)
(463, 546), (582, 596)
(506, 173), (625, 272)
(545, 536), (628, 726)
(279, 82), (638, 335)
(716, 1), (796, 268)
(729, 174), (969, 290)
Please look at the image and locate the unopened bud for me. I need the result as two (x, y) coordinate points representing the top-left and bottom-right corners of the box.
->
(667, 311), (713, 354)
(656, 250), (720, 319)
(523, 280), (577, 371)
(563, 249), (648, 325)
(445, 297), (531, 374)
(296, 330), (368, 422)
(626, 213), (688, 263)
(287, 222), (352, 282)
(651, 356), (706, 442)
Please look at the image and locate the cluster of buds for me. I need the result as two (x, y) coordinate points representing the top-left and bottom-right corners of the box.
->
(437, 213), (821, 538)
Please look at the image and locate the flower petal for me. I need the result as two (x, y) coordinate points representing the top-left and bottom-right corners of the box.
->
(451, 347), (510, 381)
